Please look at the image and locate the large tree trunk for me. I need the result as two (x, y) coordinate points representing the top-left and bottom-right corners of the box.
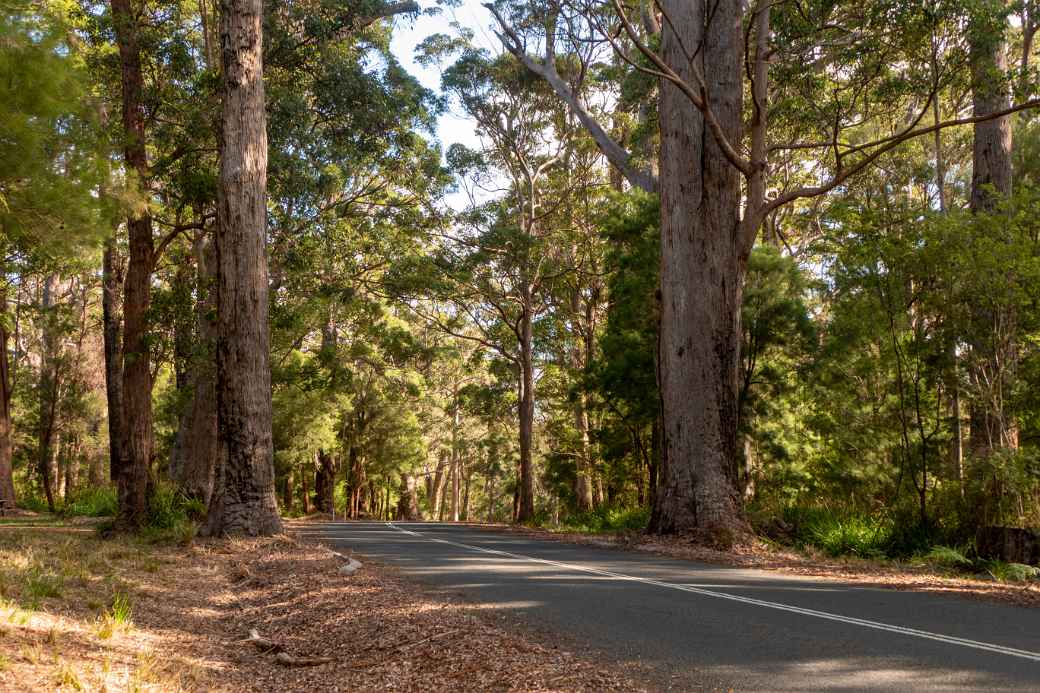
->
(204, 0), (281, 536)
(172, 236), (220, 505)
(968, 3), (1017, 460)
(648, 0), (745, 536)
(102, 238), (125, 486)
(111, 0), (154, 528)
(517, 299), (536, 522)
(0, 286), (15, 506)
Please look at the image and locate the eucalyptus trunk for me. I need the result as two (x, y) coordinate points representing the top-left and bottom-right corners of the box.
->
(648, 0), (745, 535)
(204, 0), (281, 536)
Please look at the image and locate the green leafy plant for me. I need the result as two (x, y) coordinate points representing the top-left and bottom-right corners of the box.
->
(923, 545), (972, 568)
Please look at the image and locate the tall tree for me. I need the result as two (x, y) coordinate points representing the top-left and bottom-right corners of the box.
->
(203, 0), (281, 536)
(110, 0), (154, 527)
(490, 0), (1040, 536)
(968, 0), (1017, 458)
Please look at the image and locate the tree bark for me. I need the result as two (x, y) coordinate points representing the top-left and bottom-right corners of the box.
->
(172, 236), (219, 505)
(0, 286), (15, 506)
(204, 0), (282, 535)
(111, 0), (155, 528)
(517, 300), (536, 522)
(648, 0), (745, 536)
(102, 237), (125, 486)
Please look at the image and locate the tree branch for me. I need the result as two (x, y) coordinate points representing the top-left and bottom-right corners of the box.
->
(485, 3), (657, 192)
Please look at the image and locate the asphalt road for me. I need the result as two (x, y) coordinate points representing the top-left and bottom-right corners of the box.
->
(298, 521), (1040, 691)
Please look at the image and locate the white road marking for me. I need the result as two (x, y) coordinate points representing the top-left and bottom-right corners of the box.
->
(385, 522), (1040, 663)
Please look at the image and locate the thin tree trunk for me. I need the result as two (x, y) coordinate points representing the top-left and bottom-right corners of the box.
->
(102, 238), (125, 486)
(173, 236), (219, 505)
(429, 451), (448, 517)
(204, 0), (281, 536)
(517, 300), (535, 522)
(649, 0), (745, 536)
(0, 285), (14, 506)
(37, 276), (60, 512)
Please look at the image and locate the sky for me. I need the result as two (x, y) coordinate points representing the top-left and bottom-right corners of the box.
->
(388, 2), (497, 209)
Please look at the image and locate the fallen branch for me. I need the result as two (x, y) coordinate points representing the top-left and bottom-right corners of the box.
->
(245, 629), (283, 654)
(246, 629), (333, 667)
(274, 651), (334, 667)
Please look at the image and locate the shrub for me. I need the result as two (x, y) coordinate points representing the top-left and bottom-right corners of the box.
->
(559, 506), (651, 534)
(808, 515), (890, 558)
(923, 545), (972, 568)
(63, 487), (118, 517)
(984, 560), (1040, 583)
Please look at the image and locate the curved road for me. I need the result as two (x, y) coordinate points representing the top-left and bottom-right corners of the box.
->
(298, 522), (1040, 691)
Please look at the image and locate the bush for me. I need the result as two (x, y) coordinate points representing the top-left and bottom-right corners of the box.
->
(984, 560), (1040, 583)
(137, 483), (200, 544)
(808, 515), (890, 558)
(63, 487), (118, 517)
(558, 506), (651, 534)
(922, 545), (972, 568)
(16, 494), (50, 513)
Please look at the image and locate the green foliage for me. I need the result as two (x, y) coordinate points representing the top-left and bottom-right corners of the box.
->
(808, 515), (891, 558)
(109, 592), (133, 624)
(24, 564), (64, 609)
(984, 561), (1040, 583)
(62, 487), (118, 518)
(557, 506), (651, 534)
(923, 545), (972, 568)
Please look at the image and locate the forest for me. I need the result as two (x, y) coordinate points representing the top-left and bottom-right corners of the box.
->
(2, 0), (1040, 565)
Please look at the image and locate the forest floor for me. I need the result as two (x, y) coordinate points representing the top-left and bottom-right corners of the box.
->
(492, 523), (1040, 608)
(0, 516), (637, 692)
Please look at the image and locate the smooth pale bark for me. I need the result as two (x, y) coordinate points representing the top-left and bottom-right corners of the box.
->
(172, 237), (219, 505)
(204, 0), (281, 536)
(968, 3), (1018, 459)
(648, 0), (745, 535)
(111, 0), (154, 527)
(102, 238), (125, 485)
(0, 286), (14, 506)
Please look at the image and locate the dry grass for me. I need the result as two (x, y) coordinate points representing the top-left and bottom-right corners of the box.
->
(0, 524), (638, 692)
